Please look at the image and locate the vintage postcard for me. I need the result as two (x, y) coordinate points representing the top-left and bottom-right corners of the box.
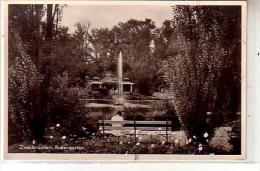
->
(3, 0), (247, 160)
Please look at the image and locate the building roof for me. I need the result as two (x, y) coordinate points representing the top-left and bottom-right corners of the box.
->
(89, 81), (102, 84)
(121, 81), (134, 85)
(101, 73), (118, 83)
(92, 77), (101, 80)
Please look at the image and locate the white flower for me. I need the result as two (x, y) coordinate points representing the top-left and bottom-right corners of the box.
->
(193, 135), (197, 139)
(161, 141), (165, 145)
(198, 144), (203, 151)
(151, 144), (155, 148)
(82, 127), (86, 131)
(56, 124), (60, 128)
(207, 112), (212, 115)
(188, 138), (192, 143)
(32, 139), (36, 145)
(136, 142), (140, 146)
(61, 136), (66, 140)
(119, 141), (123, 145)
(49, 136), (53, 139)
(203, 132), (209, 138)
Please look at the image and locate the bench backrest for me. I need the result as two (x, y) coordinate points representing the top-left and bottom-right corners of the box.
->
(98, 120), (172, 125)
(98, 120), (172, 133)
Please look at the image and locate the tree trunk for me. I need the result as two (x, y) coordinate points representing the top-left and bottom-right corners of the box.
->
(34, 4), (55, 142)
(46, 4), (53, 41)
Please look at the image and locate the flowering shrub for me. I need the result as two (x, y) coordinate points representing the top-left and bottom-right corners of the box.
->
(209, 127), (232, 153)
(8, 26), (42, 142)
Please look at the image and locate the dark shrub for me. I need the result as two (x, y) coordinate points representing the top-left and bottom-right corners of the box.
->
(97, 87), (109, 97)
(153, 110), (181, 131)
(211, 111), (225, 127)
(183, 110), (214, 143)
(229, 116), (241, 154)
(124, 112), (146, 120)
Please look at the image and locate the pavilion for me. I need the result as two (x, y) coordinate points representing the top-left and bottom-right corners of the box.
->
(88, 73), (134, 93)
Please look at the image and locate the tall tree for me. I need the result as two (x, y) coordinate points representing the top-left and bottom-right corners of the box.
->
(165, 6), (241, 141)
(8, 23), (42, 142)
(8, 4), (64, 142)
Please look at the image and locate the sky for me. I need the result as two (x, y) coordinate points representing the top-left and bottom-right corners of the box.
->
(61, 5), (173, 33)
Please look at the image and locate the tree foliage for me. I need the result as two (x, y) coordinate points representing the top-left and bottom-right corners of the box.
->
(8, 4), (67, 141)
(8, 26), (42, 140)
(165, 6), (241, 139)
(87, 19), (169, 95)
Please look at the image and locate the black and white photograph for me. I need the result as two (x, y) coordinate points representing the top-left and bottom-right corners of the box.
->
(4, 1), (246, 160)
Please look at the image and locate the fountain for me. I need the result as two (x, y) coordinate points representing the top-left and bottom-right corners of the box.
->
(85, 50), (151, 120)
(117, 51), (124, 105)
(115, 51), (150, 110)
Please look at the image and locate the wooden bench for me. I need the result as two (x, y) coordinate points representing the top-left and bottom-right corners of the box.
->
(98, 120), (172, 141)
